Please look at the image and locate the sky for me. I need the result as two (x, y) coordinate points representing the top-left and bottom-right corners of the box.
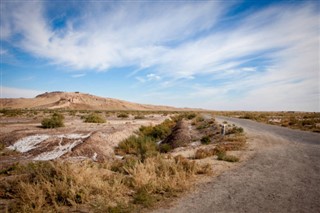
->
(0, 0), (319, 111)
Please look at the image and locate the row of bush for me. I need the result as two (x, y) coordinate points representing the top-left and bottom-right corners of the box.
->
(40, 112), (158, 128)
(42, 112), (108, 128)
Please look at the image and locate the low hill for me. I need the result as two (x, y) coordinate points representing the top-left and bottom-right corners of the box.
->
(0, 91), (184, 111)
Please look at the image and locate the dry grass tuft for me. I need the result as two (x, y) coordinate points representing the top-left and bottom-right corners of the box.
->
(221, 133), (246, 151)
(194, 148), (216, 159)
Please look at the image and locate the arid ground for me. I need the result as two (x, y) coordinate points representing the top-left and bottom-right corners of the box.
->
(152, 116), (320, 213)
(1, 109), (319, 212)
(0, 110), (249, 212)
(0, 112), (170, 165)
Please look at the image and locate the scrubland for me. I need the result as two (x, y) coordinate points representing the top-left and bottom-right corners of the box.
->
(214, 111), (320, 132)
(0, 110), (247, 212)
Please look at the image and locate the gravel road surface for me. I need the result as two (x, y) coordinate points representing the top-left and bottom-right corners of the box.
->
(152, 116), (320, 213)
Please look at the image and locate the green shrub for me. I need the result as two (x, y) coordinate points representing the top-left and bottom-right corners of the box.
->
(138, 138), (158, 162)
(208, 119), (215, 124)
(196, 123), (209, 130)
(116, 118), (177, 159)
(194, 148), (215, 159)
(196, 116), (205, 122)
(226, 126), (244, 135)
(214, 146), (226, 157)
(134, 115), (145, 119)
(41, 113), (64, 128)
(0, 143), (5, 151)
(68, 111), (77, 116)
(84, 113), (106, 123)
(133, 187), (155, 207)
(217, 152), (226, 161)
(118, 113), (129, 118)
(217, 153), (239, 162)
(200, 136), (211, 145)
(0, 109), (24, 117)
(139, 119), (175, 140)
(115, 136), (158, 162)
(107, 204), (131, 213)
(239, 113), (255, 120)
(116, 135), (140, 155)
(0, 163), (19, 175)
(184, 112), (197, 120)
(111, 156), (139, 174)
(222, 155), (239, 162)
(215, 146), (239, 162)
(301, 119), (315, 126)
(158, 143), (172, 153)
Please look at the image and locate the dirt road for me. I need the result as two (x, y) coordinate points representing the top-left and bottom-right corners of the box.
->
(152, 116), (320, 213)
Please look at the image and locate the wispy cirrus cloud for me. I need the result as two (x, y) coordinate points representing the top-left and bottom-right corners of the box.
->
(71, 73), (86, 78)
(135, 73), (161, 83)
(0, 48), (8, 55)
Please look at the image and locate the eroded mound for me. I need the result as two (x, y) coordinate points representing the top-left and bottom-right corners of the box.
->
(162, 120), (192, 148)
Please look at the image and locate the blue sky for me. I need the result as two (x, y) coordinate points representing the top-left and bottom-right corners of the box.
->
(0, 0), (319, 111)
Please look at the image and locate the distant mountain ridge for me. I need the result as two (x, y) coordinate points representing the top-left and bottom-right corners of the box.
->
(0, 91), (190, 111)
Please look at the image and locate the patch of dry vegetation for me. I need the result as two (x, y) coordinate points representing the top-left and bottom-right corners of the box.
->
(117, 112), (129, 118)
(0, 109), (25, 117)
(134, 115), (145, 119)
(0, 111), (248, 212)
(194, 148), (216, 159)
(193, 119), (246, 162)
(193, 144), (241, 163)
(215, 111), (320, 133)
(0, 156), (210, 212)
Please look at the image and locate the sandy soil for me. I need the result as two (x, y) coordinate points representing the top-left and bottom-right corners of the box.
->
(151, 116), (320, 213)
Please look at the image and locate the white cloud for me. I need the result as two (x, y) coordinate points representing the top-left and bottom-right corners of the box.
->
(0, 1), (225, 71)
(135, 76), (146, 83)
(0, 47), (19, 65)
(241, 67), (256, 72)
(71, 73), (86, 78)
(0, 86), (44, 98)
(147, 73), (161, 81)
(0, 48), (8, 55)
(135, 73), (161, 83)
